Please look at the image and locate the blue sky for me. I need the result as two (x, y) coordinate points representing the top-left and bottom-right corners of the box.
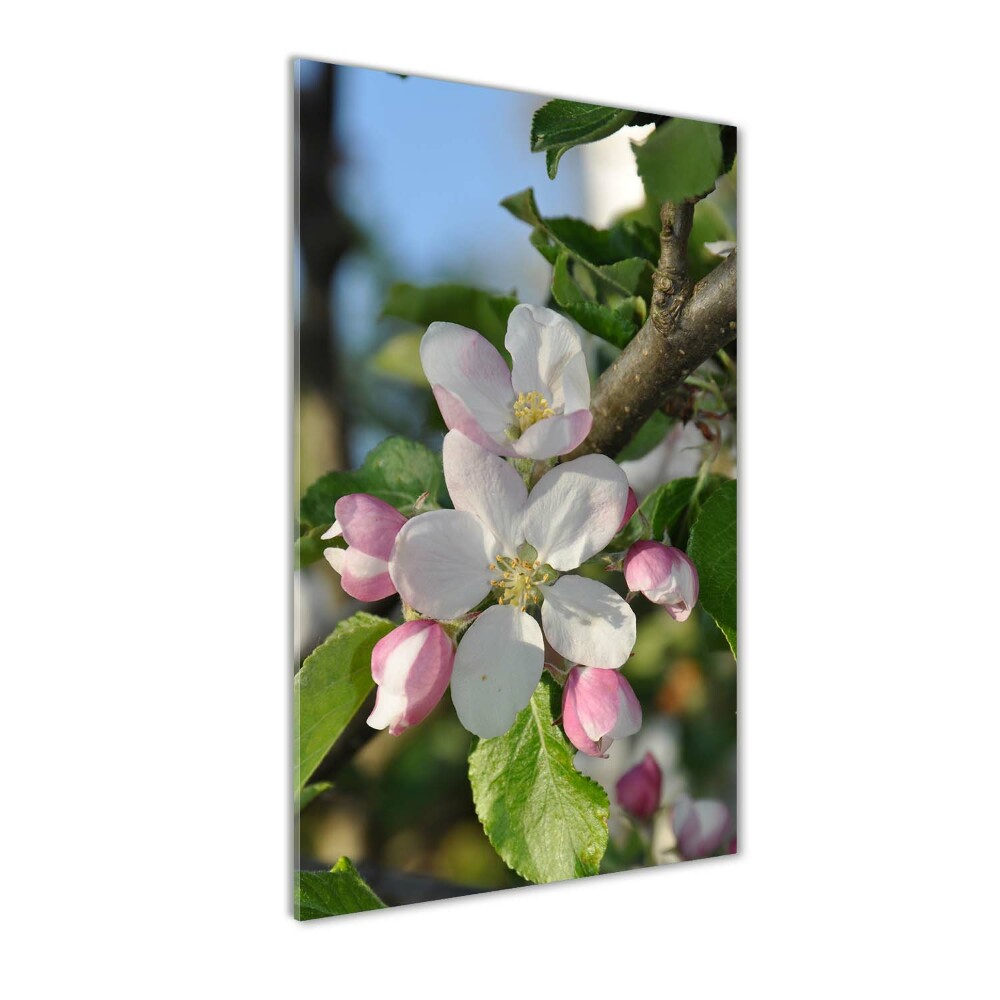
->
(334, 64), (587, 292)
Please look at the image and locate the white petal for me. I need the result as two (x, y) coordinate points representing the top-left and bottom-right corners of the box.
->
(420, 322), (514, 438)
(450, 605), (545, 738)
(505, 304), (590, 413)
(366, 690), (408, 731)
(540, 576), (636, 669)
(388, 509), (500, 619)
(510, 409), (592, 461)
(443, 431), (526, 554)
(522, 454), (629, 570)
(704, 240), (736, 258)
(432, 386), (514, 455)
(320, 520), (343, 541)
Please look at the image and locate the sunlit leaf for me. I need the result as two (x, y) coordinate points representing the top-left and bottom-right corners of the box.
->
(633, 118), (724, 204)
(294, 613), (394, 793)
(530, 100), (637, 178)
(469, 675), (609, 884)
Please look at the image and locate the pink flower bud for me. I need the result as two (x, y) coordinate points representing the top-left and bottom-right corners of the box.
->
(562, 665), (642, 757)
(616, 488), (638, 533)
(367, 620), (454, 736)
(615, 752), (662, 819)
(671, 794), (730, 859)
(623, 541), (699, 621)
(322, 493), (407, 602)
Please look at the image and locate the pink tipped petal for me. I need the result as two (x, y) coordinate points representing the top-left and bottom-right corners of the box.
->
(450, 605), (545, 738)
(562, 666), (641, 757)
(443, 431), (527, 553)
(432, 385), (514, 455)
(666, 551), (699, 620)
(624, 542), (699, 620)
(540, 576), (636, 669)
(511, 408), (593, 460)
(367, 620), (455, 735)
(562, 668), (606, 757)
(617, 488), (638, 533)
(623, 540), (672, 592)
(332, 493), (407, 560)
(522, 454), (629, 570)
(615, 753), (663, 819)
(420, 322), (515, 440)
(505, 304), (590, 413)
(673, 795), (731, 859)
(320, 520), (343, 541)
(572, 667), (623, 742)
(336, 548), (397, 602)
(610, 674), (642, 738)
(388, 509), (499, 619)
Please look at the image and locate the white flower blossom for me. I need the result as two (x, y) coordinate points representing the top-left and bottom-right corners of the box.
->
(419, 303), (593, 461)
(388, 430), (636, 737)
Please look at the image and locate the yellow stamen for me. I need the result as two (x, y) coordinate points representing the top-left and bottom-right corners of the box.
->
(489, 554), (552, 610)
(512, 391), (556, 432)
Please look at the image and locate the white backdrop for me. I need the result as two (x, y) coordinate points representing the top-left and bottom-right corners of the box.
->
(3, 3), (998, 996)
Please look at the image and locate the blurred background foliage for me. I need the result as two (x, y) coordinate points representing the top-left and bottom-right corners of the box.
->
(295, 60), (736, 902)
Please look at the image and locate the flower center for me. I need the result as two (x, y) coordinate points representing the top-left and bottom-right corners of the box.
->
(489, 554), (552, 610)
(512, 391), (555, 432)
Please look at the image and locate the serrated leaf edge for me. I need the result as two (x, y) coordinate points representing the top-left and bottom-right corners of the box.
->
(468, 684), (610, 884)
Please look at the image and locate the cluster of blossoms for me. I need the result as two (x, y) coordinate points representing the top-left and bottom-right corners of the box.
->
(323, 304), (700, 751)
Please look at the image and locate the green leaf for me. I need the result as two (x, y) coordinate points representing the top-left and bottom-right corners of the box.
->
(381, 282), (518, 355)
(633, 118), (724, 204)
(502, 189), (654, 349)
(615, 411), (670, 462)
(370, 330), (426, 386)
(502, 189), (654, 297)
(294, 612), (394, 793)
(559, 301), (643, 350)
(687, 479), (737, 656)
(545, 216), (658, 267)
(361, 436), (445, 510)
(551, 251), (588, 305)
(294, 858), (386, 920)
(598, 258), (655, 299)
(296, 781), (332, 811)
(530, 100), (636, 179)
(609, 473), (725, 552)
(641, 474), (728, 551)
(550, 252), (643, 348)
(299, 436), (445, 533)
(468, 675), (609, 884)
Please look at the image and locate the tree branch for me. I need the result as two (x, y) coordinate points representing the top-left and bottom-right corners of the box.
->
(570, 203), (737, 459)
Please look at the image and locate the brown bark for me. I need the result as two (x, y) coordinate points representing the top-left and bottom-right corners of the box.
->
(570, 202), (737, 459)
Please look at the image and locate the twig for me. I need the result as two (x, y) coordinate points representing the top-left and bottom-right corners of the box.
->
(570, 202), (737, 459)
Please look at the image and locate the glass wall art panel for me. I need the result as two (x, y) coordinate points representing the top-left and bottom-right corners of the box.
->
(293, 58), (737, 919)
